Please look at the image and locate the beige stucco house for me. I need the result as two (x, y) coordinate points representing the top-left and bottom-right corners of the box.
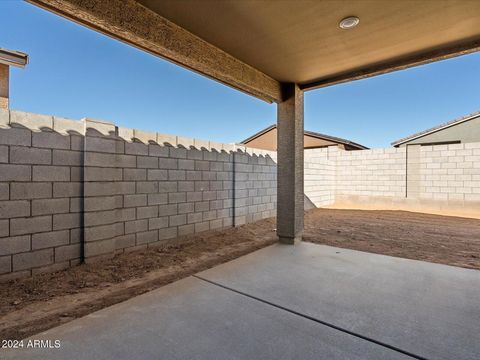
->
(240, 125), (368, 151)
(0, 48), (28, 109)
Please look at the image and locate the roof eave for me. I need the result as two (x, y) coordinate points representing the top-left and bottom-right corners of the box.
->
(391, 111), (480, 146)
(240, 124), (276, 144)
(0, 48), (29, 69)
(241, 124), (368, 150)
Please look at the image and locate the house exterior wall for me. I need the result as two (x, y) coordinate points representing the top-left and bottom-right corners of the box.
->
(397, 116), (480, 147)
(243, 127), (340, 151)
(0, 64), (8, 109)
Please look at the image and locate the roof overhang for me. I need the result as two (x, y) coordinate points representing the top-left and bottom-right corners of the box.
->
(303, 129), (369, 150)
(392, 111), (480, 147)
(27, 0), (480, 103)
(240, 125), (277, 145)
(0, 48), (28, 68)
(241, 124), (369, 150)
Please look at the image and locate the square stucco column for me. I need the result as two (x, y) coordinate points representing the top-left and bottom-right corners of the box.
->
(277, 83), (304, 244)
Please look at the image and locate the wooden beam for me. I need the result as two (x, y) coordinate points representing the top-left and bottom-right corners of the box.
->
(300, 38), (480, 91)
(27, 0), (282, 103)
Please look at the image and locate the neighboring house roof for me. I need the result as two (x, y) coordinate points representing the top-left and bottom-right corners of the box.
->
(240, 124), (369, 150)
(0, 48), (28, 68)
(391, 111), (480, 147)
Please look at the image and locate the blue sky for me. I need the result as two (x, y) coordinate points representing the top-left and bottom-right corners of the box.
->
(1, 1), (479, 148)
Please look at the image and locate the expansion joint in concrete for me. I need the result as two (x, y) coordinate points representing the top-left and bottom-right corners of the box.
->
(192, 274), (428, 360)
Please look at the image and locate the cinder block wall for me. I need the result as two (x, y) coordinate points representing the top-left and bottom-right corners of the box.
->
(82, 119), (277, 261)
(0, 110), (85, 280)
(417, 143), (480, 203)
(304, 147), (336, 207)
(0, 109), (277, 279)
(335, 147), (407, 198)
(305, 143), (480, 212)
(330, 143), (480, 217)
(232, 150), (277, 226)
(1, 108), (479, 279)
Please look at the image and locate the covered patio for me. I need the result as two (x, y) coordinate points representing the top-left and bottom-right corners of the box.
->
(10, 1), (480, 359)
(4, 243), (480, 359)
(27, 0), (480, 246)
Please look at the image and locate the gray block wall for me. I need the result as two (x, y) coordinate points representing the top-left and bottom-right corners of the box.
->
(0, 110), (84, 280)
(0, 109), (277, 279)
(3, 109), (477, 280)
(82, 120), (277, 261)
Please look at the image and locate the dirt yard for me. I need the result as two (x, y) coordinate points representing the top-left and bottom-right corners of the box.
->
(304, 209), (480, 270)
(1, 208), (479, 340)
(0, 220), (277, 341)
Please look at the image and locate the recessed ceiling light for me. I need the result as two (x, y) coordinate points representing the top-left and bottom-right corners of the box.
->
(339, 16), (360, 29)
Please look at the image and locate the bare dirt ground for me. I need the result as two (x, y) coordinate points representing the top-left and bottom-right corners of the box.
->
(304, 209), (480, 270)
(1, 208), (479, 340)
(0, 220), (277, 341)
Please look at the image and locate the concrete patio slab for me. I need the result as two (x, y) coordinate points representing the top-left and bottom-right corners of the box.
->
(198, 242), (480, 360)
(1, 276), (407, 360)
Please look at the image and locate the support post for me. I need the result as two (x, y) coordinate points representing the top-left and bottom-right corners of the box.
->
(277, 83), (304, 244)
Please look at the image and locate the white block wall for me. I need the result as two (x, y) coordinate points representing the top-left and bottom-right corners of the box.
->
(315, 142), (480, 216)
(304, 148), (336, 207)
(336, 147), (406, 197)
(418, 143), (480, 202)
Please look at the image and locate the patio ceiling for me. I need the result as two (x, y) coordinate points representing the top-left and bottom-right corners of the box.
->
(28, 0), (480, 103)
(140, 0), (480, 89)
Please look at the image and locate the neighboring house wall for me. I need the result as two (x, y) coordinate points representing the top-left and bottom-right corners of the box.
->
(242, 127), (278, 151)
(304, 133), (337, 149)
(243, 127), (339, 151)
(397, 116), (480, 146)
(0, 64), (8, 109)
